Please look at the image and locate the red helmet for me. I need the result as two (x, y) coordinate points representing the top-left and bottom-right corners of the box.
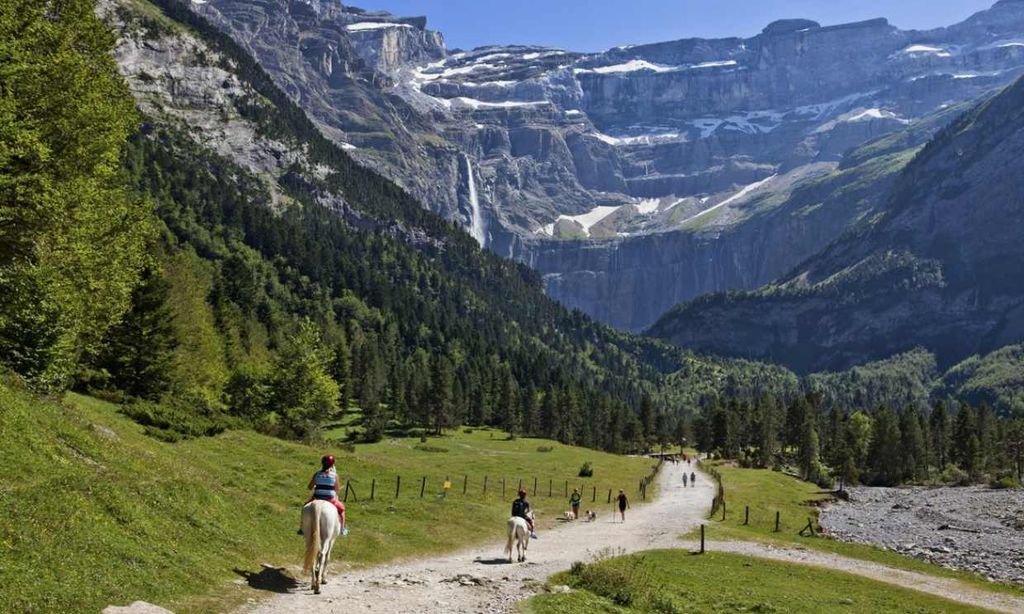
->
(321, 455), (335, 469)
(518, 488), (527, 497)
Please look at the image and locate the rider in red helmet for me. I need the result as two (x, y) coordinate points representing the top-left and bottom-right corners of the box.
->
(298, 454), (346, 535)
(511, 487), (537, 538)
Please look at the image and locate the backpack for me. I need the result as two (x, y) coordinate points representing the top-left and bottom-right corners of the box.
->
(511, 499), (527, 518)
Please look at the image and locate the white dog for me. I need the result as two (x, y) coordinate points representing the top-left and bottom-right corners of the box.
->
(563, 510), (576, 521)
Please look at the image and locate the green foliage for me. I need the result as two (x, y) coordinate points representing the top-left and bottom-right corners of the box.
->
(0, 0), (152, 388)
(578, 461), (594, 477)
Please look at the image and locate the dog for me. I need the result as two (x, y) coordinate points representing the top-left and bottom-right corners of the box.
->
(584, 510), (597, 522)
(563, 510), (576, 521)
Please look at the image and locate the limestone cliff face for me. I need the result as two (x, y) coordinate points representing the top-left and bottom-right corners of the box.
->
(650, 74), (1024, 372)
(184, 0), (1024, 330)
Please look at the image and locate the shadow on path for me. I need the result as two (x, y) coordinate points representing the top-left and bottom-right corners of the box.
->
(474, 558), (512, 566)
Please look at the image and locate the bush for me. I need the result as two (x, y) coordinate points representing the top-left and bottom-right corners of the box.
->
(413, 444), (448, 453)
(578, 461), (594, 477)
(568, 553), (658, 607)
(989, 470), (1021, 490)
(939, 464), (971, 486)
(536, 445), (553, 453)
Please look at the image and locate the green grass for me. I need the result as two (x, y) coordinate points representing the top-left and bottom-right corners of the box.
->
(522, 550), (990, 613)
(0, 384), (658, 612)
(695, 461), (1024, 598)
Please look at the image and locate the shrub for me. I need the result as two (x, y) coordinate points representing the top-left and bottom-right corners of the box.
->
(568, 554), (656, 607)
(989, 470), (1021, 490)
(536, 445), (553, 453)
(578, 461), (594, 477)
(413, 444), (448, 453)
(939, 464), (971, 486)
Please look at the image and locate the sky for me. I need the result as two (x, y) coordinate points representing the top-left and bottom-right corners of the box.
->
(351, 0), (996, 52)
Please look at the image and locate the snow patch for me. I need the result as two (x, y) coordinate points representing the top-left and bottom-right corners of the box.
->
(451, 97), (548, 109)
(678, 176), (776, 226)
(633, 199), (660, 215)
(547, 205), (622, 237)
(346, 22), (414, 32)
(898, 44), (952, 58)
(979, 38), (1024, 51)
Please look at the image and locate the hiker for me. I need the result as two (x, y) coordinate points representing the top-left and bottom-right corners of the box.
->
(616, 489), (629, 522)
(690, 471), (696, 486)
(682, 472), (688, 487)
(512, 488), (538, 538)
(569, 488), (582, 520)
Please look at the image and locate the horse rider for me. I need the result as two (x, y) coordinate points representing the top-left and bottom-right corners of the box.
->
(512, 488), (538, 538)
(298, 454), (347, 535)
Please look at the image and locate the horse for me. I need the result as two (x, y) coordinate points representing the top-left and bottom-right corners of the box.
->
(302, 499), (340, 594)
(505, 511), (532, 563)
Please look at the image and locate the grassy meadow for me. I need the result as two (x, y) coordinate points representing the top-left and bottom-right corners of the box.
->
(0, 384), (658, 612)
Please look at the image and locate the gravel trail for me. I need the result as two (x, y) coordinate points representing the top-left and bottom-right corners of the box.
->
(241, 460), (713, 613)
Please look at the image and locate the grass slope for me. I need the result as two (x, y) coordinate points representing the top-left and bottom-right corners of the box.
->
(523, 550), (989, 613)
(0, 385), (657, 612)
(699, 461), (1024, 597)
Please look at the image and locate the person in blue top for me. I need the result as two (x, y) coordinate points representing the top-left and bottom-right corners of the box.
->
(298, 455), (346, 535)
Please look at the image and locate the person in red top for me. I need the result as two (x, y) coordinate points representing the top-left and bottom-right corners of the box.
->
(298, 455), (346, 535)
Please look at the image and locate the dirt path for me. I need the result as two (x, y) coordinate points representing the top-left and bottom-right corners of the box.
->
(243, 460), (714, 613)
(241, 462), (1024, 614)
(707, 540), (1024, 614)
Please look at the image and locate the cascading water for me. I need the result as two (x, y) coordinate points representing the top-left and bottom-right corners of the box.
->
(464, 155), (487, 247)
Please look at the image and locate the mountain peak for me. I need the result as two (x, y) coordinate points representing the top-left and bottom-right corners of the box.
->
(762, 19), (820, 35)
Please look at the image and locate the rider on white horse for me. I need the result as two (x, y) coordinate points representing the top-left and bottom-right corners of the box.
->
(298, 455), (346, 535)
(511, 488), (537, 538)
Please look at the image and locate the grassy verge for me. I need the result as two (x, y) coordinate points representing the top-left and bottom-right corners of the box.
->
(0, 385), (658, 612)
(693, 460), (1024, 597)
(522, 550), (990, 613)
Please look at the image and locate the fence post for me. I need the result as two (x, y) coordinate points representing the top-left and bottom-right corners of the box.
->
(483, 476), (488, 495)
(518, 478), (523, 493)
(592, 486), (596, 502)
(549, 479), (552, 497)
(564, 480), (568, 497)
(343, 479), (351, 503)
(533, 477), (538, 496)
(700, 524), (705, 554)
(463, 475), (468, 495)
(370, 478), (376, 501)
(502, 478), (506, 499)
(721, 500), (726, 521)
(774, 511), (780, 532)
(744, 505), (749, 525)
(420, 476), (426, 498)
(396, 475), (401, 499)
(607, 489), (612, 504)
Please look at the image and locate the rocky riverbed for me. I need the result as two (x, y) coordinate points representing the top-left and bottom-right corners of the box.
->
(820, 486), (1024, 584)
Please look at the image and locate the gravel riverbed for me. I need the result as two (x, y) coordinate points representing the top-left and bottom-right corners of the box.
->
(820, 486), (1024, 584)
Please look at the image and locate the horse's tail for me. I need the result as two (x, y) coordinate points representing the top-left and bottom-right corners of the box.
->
(303, 503), (322, 573)
(505, 518), (515, 557)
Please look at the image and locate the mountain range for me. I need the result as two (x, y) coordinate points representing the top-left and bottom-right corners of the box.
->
(186, 0), (1024, 333)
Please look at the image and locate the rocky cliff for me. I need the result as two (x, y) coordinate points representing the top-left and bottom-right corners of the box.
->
(185, 0), (1024, 330)
(650, 73), (1024, 373)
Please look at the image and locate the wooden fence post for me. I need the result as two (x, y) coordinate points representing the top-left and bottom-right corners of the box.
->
(744, 505), (749, 525)
(774, 511), (780, 532)
(483, 476), (488, 495)
(592, 486), (596, 502)
(420, 476), (426, 498)
(463, 475), (468, 495)
(518, 478), (523, 493)
(721, 500), (726, 521)
(395, 475), (401, 499)
(564, 480), (568, 497)
(607, 489), (612, 504)
(343, 480), (351, 503)
(370, 478), (376, 501)
(533, 477), (538, 496)
(700, 524), (705, 554)
(502, 478), (506, 499)
(549, 479), (552, 497)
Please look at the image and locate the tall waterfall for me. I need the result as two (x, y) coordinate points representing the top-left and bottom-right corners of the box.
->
(464, 155), (487, 247)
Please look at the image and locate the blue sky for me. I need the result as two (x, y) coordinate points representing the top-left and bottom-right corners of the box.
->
(352, 0), (996, 52)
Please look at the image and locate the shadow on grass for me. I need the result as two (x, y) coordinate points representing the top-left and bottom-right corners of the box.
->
(234, 565), (300, 593)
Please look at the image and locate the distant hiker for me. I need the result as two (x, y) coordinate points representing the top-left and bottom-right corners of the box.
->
(299, 455), (346, 535)
(690, 471), (696, 486)
(512, 488), (537, 538)
(682, 473), (688, 487)
(569, 488), (582, 520)
(616, 489), (629, 522)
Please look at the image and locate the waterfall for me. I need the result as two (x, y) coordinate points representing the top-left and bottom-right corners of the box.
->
(464, 155), (487, 247)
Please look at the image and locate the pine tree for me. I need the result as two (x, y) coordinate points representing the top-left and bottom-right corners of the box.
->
(273, 320), (340, 437)
(798, 415), (820, 482)
(899, 409), (926, 481)
(930, 401), (951, 470)
(868, 406), (902, 485)
(429, 354), (454, 435)
(952, 403), (979, 476)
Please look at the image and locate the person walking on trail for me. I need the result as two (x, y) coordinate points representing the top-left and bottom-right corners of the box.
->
(616, 489), (629, 522)
(682, 472), (688, 488)
(298, 454), (347, 535)
(690, 471), (696, 486)
(569, 488), (582, 520)
(512, 488), (538, 538)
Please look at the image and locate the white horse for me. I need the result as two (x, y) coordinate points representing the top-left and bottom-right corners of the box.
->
(302, 500), (340, 594)
(505, 512), (532, 563)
